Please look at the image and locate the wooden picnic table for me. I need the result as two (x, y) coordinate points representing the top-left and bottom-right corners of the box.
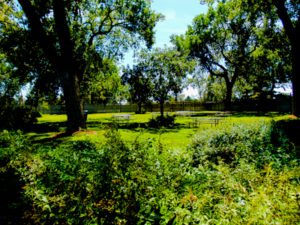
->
(214, 111), (232, 118)
(189, 117), (225, 128)
(174, 111), (196, 117)
(112, 114), (133, 122)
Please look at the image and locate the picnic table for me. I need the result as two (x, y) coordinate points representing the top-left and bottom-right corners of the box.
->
(214, 111), (232, 118)
(112, 114), (134, 123)
(189, 117), (225, 128)
(174, 111), (195, 117)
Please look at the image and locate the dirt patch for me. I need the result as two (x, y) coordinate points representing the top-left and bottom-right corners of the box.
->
(286, 115), (298, 119)
(72, 130), (98, 136)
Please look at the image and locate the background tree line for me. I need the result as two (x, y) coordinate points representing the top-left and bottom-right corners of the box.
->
(0, 0), (298, 133)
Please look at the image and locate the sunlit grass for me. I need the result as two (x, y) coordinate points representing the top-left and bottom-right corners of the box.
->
(38, 114), (67, 123)
(33, 112), (291, 149)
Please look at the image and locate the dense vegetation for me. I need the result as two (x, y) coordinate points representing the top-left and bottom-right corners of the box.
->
(1, 0), (299, 134)
(0, 0), (299, 224)
(0, 119), (298, 224)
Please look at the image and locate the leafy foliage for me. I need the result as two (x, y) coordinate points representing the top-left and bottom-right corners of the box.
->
(134, 47), (195, 116)
(82, 58), (124, 104)
(172, 0), (261, 110)
(122, 64), (153, 114)
(0, 101), (39, 131)
(148, 114), (176, 128)
(190, 121), (297, 169)
(0, 120), (298, 224)
(0, 0), (163, 132)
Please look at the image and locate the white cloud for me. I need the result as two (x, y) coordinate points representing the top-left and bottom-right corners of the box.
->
(163, 10), (176, 20)
(183, 86), (199, 98)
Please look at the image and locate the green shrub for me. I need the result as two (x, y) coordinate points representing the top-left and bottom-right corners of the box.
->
(0, 122), (298, 224)
(157, 161), (299, 224)
(148, 114), (176, 128)
(135, 107), (146, 114)
(189, 121), (296, 169)
(0, 104), (39, 131)
(271, 119), (300, 146)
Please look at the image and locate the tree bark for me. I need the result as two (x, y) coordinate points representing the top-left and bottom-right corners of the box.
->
(160, 100), (164, 117)
(224, 82), (233, 111)
(62, 71), (86, 134)
(274, 0), (300, 116)
(18, 0), (86, 134)
(137, 102), (142, 114)
(53, 0), (86, 132)
(291, 44), (300, 117)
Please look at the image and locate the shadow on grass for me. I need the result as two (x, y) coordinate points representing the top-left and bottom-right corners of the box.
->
(0, 160), (33, 224)
(188, 111), (288, 118)
(274, 119), (300, 145)
(228, 111), (289, 118)
(88, 120), (193, 135)
(29, 122), (67, 133)
(25, 117), (200, 143)
(25, 122), (69, 144)
(25, 111), (291, 143)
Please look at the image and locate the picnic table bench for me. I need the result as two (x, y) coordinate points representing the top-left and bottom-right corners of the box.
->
(112, 114), (134, 123)
(214, 111), (232, 118)
(189, 117), (225, 128)
(174, 111), (196, 117)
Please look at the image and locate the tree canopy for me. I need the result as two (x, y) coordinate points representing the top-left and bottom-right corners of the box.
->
(200, 0), (298, 114)
(172, 0), (261, 110)
(134, 47), (195, 116)
(172, 0), (295, 110)
(122, 63), (153, 114)
(0, 0), (162, 133)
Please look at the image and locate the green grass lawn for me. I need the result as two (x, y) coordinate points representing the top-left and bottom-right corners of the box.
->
(3, 111), (298, 224)
(26, 111), (292, 149)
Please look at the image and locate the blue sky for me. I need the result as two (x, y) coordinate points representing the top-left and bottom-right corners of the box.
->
(123, 0), (207, 62)
(122, 0), (208, 98)
(151, 0), (207, 48)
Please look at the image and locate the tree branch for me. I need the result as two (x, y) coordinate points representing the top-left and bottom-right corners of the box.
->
(273, 0), (296, 44)
(53, 0), (74, 68)
(211, 61), (228, 74)
(18, 0), (58, 68)
(219, 24), (234, 65)
(88, 8), (114, 46)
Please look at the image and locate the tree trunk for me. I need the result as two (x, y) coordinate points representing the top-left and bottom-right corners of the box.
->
(62, 71), (86, 134)
(291, 44), (300, 117)
(160, 100), (164, 117)
(137, 102), (142, 114)
(18, 0), (87, 134)
(273, 0), (299, 116)
(224, 82), (233, 111)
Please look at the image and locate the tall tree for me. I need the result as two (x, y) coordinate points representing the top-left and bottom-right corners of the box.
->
(242, 0), (299, 116)
(137, 47), (194, 116)
(172, 1), (259, 110)
(122, 64), (153, 114)
(1, 0), (162, 133)
(82, 58), (122, 105)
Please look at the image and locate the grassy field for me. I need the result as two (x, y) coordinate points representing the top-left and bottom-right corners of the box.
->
(26, 111), (292, 149)
(2, 111), (299, 224)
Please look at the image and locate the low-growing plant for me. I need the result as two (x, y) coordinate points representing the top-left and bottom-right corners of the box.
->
(189, 121), (296, 169)
(148, 114), (176, 128)
(0, 121), (298, 224)
(0, 104), (39, 131)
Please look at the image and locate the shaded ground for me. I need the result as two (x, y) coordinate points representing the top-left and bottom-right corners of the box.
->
(0, 112), (298, 224)
(23, 111), (296, 148)
(0, 162), (32, 225)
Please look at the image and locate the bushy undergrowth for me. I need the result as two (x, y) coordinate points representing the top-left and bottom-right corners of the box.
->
(148, 114), (176, 128)
(0, 104), (40, 131)
(0, 120), (299, 224)
(189, 121), (297, 169)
